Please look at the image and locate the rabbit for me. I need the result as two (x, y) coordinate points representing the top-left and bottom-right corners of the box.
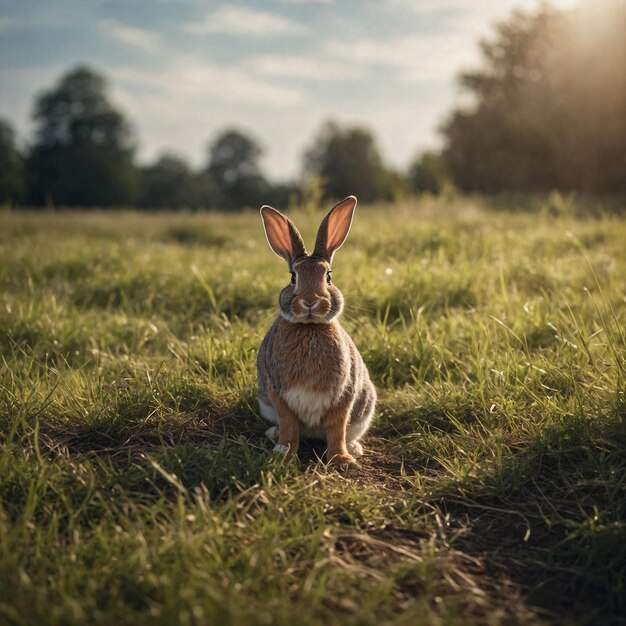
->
(256, 195), (376, 466)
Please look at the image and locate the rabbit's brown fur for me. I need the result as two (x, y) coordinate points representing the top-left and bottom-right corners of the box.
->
(257, 196), (376, 465)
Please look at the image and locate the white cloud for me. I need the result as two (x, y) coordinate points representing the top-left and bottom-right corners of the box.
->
(324, 0), (545, 84)
(326, 33), (481, 83)
(111, 57), (302, 107)
(388, 0), (475, 11)
(99, 19), (161, 54)
(327, 36), (420, 68)
(184, 6), (306, 36)
(251, 55), (360, 80)
(387, 0), (535, 13)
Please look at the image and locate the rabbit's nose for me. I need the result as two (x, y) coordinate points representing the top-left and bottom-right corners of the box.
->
(303, 300), (320, 309)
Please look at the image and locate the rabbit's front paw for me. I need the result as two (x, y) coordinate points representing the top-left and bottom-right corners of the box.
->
(273, 444), (290, 455)
(328, 452), (357, 468)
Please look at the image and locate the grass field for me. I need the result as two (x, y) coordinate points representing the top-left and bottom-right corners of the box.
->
(1, 198), (625, 625)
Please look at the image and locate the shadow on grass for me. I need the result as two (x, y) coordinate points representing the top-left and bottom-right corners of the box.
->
(14, 394), (278, 505)
(435, 406), (626, 623)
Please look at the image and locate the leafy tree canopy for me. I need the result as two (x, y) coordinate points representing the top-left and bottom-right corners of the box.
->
(207, 129), (269, 210)
(442, 1), (626, 193)
(304, 121), (396, 203)
(25, 66), (137, 207)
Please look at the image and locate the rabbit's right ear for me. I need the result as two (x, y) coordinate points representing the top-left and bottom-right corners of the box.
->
(260, 206), (306, 268)
(313, 196), (357, 263)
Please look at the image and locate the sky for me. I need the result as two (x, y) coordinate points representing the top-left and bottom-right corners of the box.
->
(0, 0), (579, 181)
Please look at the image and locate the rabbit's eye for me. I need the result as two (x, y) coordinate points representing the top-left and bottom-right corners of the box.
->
(326, 271), (332, 285)
(290, 272), (296, 285)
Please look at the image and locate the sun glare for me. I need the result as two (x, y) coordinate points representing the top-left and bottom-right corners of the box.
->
(549, 0), (583, 9)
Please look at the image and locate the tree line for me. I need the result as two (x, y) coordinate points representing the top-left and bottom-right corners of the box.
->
(0, 0), (624, 209)
(0, 67), (403, 210)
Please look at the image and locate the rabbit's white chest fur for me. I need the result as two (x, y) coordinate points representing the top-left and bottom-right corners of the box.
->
(282, 386), (336, 427)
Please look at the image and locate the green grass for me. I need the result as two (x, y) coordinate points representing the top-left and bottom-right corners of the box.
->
(0, 198), (625, 625)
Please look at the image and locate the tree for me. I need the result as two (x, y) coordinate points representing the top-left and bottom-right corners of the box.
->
(25, 66), (138, 207)
(139, 153), (218, 210)
(441, 1), (626, 193)
(442, 6), (562, 192)
(0, 119), (23, 205)
(304, 121), (396, 203)
(207, 129), (269, 209)
(409, 151), (451, 195)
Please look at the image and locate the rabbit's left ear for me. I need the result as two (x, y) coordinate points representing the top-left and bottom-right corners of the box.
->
(313, 196), (357, 263)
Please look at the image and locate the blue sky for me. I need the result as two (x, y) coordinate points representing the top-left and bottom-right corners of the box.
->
(0, 0), (576, 180)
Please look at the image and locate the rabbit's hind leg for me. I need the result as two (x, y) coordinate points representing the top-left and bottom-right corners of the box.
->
(259, 397), (279, 441)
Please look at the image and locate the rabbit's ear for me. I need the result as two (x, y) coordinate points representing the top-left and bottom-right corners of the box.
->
(260, 205), (306, 267)
(313, 196), (357, 263)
